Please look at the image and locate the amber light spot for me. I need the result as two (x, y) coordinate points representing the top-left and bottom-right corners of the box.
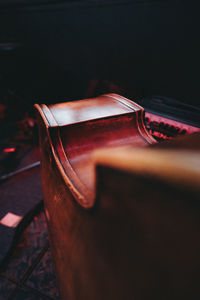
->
(3, 147), (16, 153)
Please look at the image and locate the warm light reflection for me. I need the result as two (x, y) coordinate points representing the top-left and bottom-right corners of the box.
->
(3, 147), (16, 153)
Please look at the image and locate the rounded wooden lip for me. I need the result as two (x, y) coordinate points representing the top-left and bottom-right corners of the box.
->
(93, 147), (200, 192)
(35, 94), (156, 208)
(36, 93), (143, 127)
(35, 103), (93, 208)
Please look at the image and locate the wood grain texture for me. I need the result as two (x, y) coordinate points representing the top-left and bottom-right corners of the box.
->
(35, 94), (156, 300)
(35, 93), (155, 208)
(93, 138), (200, 192)
(36, 94), (200, 299)
(92, 133), (200, 299)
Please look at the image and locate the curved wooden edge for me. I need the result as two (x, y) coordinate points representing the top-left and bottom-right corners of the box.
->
(35, 94), (156, 209)
(93, 144), (200, 193)
(106, 94), (156, 144)
(35, 103), (93, 208)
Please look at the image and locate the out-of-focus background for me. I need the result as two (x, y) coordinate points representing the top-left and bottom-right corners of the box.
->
(0, 1), (199, 299)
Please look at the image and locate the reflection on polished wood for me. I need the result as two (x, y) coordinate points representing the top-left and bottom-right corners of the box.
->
(94, 133), (200, 192)
(93, 133), (200, 300)
(35, 94), (200, 300)
(35, 94), (155, 299)
(35, 94), (155, 208)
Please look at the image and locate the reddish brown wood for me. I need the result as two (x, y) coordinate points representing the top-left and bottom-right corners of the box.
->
(35, 93), (156, 300)
(35, 94), (200, 300)
(36, 93), (155, 208)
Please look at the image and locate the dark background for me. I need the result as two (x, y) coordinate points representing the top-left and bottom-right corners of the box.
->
(0, 0), (199, 108)
(0, 2), (199, 298)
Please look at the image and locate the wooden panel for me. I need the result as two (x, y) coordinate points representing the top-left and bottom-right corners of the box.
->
(35, 93), (155, 207)
(35, 93), (158, 299)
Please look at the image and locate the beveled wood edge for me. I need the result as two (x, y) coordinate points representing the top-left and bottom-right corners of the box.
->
(34, 103), (94, 208)
(136, 110), (156, 144)
(106, 94), (156, 144)
(34, 94), (156, 209)
(93, 147), (200, 192)
(106, 93), (143, 111)
(55, 128), (95, 202)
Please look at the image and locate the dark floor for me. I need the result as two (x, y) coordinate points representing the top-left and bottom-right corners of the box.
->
(0, 51), (106, 300)
(0, 146), (60, 299)
(0, 209), (60, 300)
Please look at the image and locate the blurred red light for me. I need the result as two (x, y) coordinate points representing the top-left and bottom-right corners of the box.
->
(3, 147), (16, 153)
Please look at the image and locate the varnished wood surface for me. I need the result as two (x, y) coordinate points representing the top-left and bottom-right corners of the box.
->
(92, 133), (200, 299)
(35, 94), (156, 299)
(94, 154), (200, 299)
(35, 93), (155, 207)
(36, 94), (200, 300)
(93, 133), (200, 192)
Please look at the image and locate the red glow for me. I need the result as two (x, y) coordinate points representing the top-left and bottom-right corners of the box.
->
(145, 112), (200, 134)
(3, 147), (16, 153)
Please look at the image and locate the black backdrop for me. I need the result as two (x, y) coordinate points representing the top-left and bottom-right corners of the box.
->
(0, 0), (199, 106)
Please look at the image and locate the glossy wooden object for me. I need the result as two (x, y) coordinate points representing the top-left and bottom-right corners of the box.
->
(35, 94), (155, 299)
(35, 93), (154, 208)
(93, 133), (200, 300)
(36, 94), (200, 299)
